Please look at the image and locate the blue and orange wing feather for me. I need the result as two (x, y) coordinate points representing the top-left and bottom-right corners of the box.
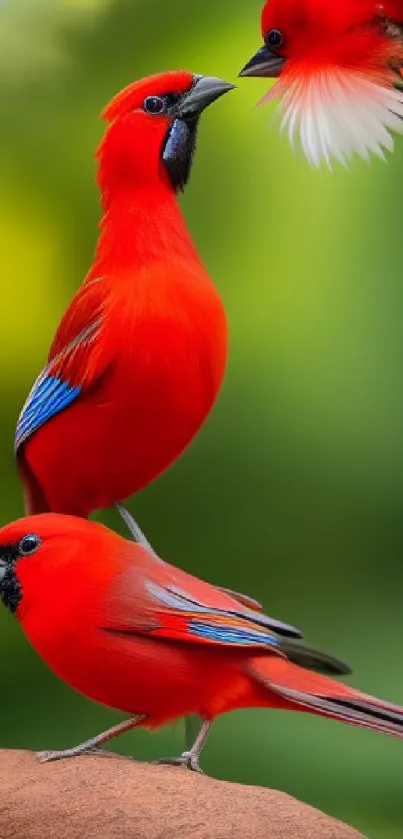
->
(15, 278), (110, 452)
(104, 551), (350, 675)
(141, 580), (299, 649)
(104, 558), (302, 653)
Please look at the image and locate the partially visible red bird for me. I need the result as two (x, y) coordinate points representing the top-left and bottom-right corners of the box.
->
(1, 513), (402, 770)
(15, 71), (233, 518)
(240, 0), (403, 167)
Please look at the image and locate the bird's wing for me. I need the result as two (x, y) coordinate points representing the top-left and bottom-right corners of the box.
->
(103, 551), (351, 674)
(15, 278), (113, 452)
(215, 586), (264, 612)
(102, 542), (351, 676)
(106, 573), (350, 672)
(103, 552), (303, 654)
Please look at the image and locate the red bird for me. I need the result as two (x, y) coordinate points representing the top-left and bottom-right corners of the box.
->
(15, 72), (233, 518)
(240, 0), (403, 167)
(1, 513), (402, 770)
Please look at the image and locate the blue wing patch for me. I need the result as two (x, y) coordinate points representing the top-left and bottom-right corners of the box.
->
(15, 374), (81, 451)
(188, 620), (279, 649)
(146, 581), (301, 639)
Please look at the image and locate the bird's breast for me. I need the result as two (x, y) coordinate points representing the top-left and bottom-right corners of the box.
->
(20, 263), (227, 514)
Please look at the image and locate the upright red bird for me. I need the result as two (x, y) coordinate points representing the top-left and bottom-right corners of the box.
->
(15, 71), (233, 518)
(1, 513), (402, 770)
(240, 0), (403, 167)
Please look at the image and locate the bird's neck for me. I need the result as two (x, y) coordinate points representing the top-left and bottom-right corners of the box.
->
(89, 182), (202, 277)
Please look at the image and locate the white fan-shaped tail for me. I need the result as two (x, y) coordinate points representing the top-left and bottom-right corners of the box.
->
(267, 68), (403, 168)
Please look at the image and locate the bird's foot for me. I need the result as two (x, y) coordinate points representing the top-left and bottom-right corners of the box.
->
(36, 717), (143, 764)
(36, 746), (113, 763)
(153, 750), (203, 773)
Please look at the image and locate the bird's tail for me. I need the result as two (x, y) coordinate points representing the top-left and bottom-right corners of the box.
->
(248, 657), (403, 739)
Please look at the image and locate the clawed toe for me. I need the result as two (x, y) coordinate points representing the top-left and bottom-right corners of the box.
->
(153, 751), (203, 773)
(36, 750), (68, 764)
(36, 746), (105, 763)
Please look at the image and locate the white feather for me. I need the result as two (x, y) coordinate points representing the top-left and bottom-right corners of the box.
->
(270, 68), (403, 168)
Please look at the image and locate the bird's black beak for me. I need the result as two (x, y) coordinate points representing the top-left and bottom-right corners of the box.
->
(0, 560), (6, 586)
(176, 75), (235, 119)
(162, 75), (235, 193)
(239, 45), (286, 78)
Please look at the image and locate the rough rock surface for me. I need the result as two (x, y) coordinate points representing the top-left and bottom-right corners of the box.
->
(0, 749), (367, 839)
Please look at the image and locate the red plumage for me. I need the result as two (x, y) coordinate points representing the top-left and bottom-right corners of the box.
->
(240, 0), (403, 166)
(16, 72), (231, 516)
(261, 0), (397, 68)
(1, 514), (403, 768)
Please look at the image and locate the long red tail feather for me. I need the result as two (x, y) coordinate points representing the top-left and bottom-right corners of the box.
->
(249, 658), (403, 739)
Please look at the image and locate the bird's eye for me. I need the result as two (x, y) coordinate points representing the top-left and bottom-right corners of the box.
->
(265, 28), (285, 49)
(143, 96), (166, 115)
(19, 534), (41, 556)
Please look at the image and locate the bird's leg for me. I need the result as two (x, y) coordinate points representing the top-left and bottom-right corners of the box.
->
(185, 714), (203, 750)
(153, 719), (212, 773)
(37, 715), (145, 764)
(115, 504), (157, 555)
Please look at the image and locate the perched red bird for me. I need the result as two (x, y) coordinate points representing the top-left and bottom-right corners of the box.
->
(240, 0), (403, 167)
(1, 513), (402, 771)
(15, 71), (233, 518)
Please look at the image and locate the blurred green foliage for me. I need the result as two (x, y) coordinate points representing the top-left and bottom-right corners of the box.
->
(0, 1), (402, 836)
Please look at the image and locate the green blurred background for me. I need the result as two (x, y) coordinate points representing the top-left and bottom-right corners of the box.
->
(0, 1), (402, 836)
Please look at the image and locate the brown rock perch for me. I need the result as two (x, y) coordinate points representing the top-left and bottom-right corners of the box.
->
(0, 749), (367, 839)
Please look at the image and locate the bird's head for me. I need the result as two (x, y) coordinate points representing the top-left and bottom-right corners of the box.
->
(0, 515), (120, 621)
(97, 71), (234, 197)
(240, 0), (403, 167)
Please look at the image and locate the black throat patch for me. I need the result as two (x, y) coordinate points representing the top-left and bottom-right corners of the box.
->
(162, 117), (199, 193)
(0, 544), (22, 614)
